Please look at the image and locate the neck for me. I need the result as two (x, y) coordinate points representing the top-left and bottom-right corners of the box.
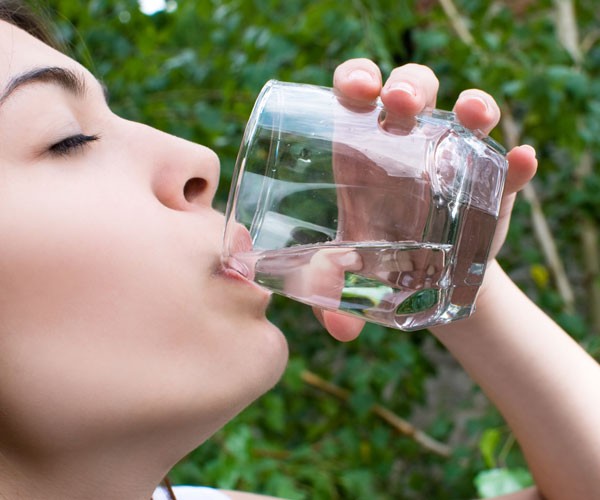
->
(0, 439), (164, 499)
(0, 422), (217, 500)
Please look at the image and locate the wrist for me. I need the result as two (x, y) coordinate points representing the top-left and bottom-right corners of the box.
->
(470, 259), (507, 311)
(430, 259), (509, 339)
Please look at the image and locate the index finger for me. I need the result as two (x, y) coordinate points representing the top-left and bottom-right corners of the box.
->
(313, 307), (366, 342)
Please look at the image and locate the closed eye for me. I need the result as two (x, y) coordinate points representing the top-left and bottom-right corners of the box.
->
(49, 134), (99, 157)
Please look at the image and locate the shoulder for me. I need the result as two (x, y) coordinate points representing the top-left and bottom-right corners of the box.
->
(153, 485), (232, 500)
(153, 485), (284, 500)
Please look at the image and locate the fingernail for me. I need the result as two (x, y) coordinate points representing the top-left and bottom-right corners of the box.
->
(521, 144), (537, 157)
(333, 251), (361, 267)
(387, 81), (416, 96)
(463, 94), (488, 112)
(348, 69), (375, 82)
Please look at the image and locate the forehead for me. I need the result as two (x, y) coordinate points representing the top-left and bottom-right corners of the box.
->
(0, 20), (80, 88)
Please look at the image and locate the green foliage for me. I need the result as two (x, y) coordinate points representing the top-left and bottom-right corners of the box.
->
(475, 468), (534, 498)
(479, 428), (502, 469)
(42, 0), (599, 498)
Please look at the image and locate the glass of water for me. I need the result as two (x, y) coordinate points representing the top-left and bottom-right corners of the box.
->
(222, 80), (508, 331)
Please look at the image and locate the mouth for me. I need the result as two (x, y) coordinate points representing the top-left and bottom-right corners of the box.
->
(218, 223), (257, 282)
(221, 255), (252, 280)
(218, 254), (269, 301)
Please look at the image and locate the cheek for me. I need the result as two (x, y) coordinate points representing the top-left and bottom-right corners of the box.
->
(1, 207), (144, 325)
(0, 173), (287, 443)
(0, 191), (220, 427)
(0, 174), (215, 341)
(0, 179), (245, 394)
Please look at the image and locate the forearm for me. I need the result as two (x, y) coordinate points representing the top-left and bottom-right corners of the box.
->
(431, 261), (600, 500)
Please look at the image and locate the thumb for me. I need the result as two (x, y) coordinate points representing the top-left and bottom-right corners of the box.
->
(313, 307), (365, 342)
(504, 145), (537, 195)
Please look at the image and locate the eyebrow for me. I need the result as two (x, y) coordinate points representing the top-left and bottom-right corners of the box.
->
(0, 66), (108, 107)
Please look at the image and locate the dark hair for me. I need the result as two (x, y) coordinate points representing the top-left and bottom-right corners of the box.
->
(0, 0), (60, 49)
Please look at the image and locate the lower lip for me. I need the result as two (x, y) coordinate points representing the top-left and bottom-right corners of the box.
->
(218, 261), (271, 296)
(221, 224), (269, 294)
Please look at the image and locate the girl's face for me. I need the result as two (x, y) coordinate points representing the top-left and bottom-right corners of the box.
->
(0, 21), (287, 456)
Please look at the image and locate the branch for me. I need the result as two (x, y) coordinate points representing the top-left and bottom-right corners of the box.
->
(500, 108), (576, 312)
(553, 0), (600, 331)
(581, 28), (600, 55)
(438, 1), (578, 313)
(553, 0), (583, 64)
(437, 0), (475, 47)
(439, 0), (599, 328)
(301, 370), (452, 458)
(575, 153), (600, 334)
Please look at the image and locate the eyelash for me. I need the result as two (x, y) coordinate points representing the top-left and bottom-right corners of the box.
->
(49, 134), (99, 157)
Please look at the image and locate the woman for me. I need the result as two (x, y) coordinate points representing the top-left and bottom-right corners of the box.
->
(0, 2), (598, 499)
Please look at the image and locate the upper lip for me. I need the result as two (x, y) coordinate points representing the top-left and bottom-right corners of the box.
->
(219, 223), (254, 279)
(228, 223), (253, 254)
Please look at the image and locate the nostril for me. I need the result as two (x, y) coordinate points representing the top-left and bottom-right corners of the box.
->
(183, 177), (207, 204)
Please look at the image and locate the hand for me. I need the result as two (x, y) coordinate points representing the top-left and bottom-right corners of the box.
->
(314, 58), (538, 341)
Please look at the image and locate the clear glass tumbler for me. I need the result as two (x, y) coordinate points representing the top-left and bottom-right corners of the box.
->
(222, 80), (507, 331)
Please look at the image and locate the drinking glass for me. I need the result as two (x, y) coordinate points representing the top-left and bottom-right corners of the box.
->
(222, 80), (507, 331)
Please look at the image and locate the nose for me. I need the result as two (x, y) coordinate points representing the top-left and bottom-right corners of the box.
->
(138, 124), (220, 211)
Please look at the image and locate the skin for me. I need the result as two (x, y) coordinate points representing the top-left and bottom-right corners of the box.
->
(0, 20), (287, 500)
(1, 17), (598, 500)
(319, 60), (600, 500)
(316, 60), (537, 341)
(323, 62), (600, 500)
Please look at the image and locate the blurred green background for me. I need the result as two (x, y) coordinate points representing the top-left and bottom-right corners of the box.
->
(41, 0), (599, 498)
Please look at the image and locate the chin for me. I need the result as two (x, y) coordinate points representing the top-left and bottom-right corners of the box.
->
(147, 322), (289, 462)
(253, 319), (290, 393)
(208, 326), (289, 436)
(237, 320), (289, 414)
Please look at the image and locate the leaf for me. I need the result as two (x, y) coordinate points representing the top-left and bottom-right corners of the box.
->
(530, 264), (550, 289)
(478, 428), (501, 468)
(474, 468), (534, 498)
(348, 391), (376, 419)
(223, 425), (252, 462)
